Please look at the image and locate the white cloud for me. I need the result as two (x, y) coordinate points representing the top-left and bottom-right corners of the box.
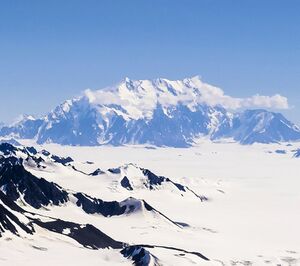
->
(189, 76), (289, 110)
(242, 94), (289, 109)
(83, 77), (289, 120)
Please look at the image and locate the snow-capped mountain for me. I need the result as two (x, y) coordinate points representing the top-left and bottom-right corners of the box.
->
(0, 143), (200, 220)
(93, 163), (208, 201)
(213, 109), (300, 144)
(1, 77), (300, 147)
(0, 115), (44, 140)
(0, 142), (210, 265)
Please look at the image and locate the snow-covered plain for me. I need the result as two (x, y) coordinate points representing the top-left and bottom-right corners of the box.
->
(1, 139), (300, 265)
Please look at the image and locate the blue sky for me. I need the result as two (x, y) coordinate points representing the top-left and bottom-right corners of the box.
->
(0, 0), (299, 124)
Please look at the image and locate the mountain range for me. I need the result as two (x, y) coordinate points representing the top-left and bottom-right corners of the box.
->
(1, 77), (299, 147)
(0, 142), (210, 265)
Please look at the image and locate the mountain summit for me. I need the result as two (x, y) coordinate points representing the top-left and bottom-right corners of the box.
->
(1, 77), (300, 147)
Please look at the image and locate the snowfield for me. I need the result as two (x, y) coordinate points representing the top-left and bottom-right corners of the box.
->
(1, 139), (300, 265)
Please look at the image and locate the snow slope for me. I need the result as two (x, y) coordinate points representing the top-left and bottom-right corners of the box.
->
(0, 142), (213, 266)
(2, 139), (296, 266)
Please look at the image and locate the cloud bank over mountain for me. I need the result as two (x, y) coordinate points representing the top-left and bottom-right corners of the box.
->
(84, 76), (289, 121)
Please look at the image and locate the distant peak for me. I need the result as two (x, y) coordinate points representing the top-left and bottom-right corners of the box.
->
(11, 114), (36, 126)
(124, 77), (131, 83)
